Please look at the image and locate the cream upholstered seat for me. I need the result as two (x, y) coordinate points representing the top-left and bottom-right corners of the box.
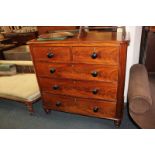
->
(0, 60), (33, 66)
(0, 74), (40, 102)
(0, 60), (40, 113)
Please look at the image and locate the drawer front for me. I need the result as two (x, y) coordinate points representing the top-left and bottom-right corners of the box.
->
(35, 62), (118, 82)
(42, 93), (116, 119)
(39, 78), (117, 101)
(72, 47), (119, 65)
(32, 46), (71, 62)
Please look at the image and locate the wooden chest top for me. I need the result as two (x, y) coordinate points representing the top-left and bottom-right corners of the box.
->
(28, 31), (129, 46)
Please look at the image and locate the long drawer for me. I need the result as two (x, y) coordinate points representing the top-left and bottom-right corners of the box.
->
(32, 46), (71, 62)
(42, 93), (116, 119)
(35, 62), (118, 82)
(38, 78), (117, 101)
(72, 46), (119, 65)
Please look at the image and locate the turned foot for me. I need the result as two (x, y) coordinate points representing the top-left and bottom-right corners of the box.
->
(114, 120), (121, 128)
(29, 111), (34, 115)
(44, 108), (51, 114)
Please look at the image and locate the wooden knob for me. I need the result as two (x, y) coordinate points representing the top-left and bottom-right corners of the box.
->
(91, 71), (98, 77)
(91, 52), (98, 59)
(93, 107), (99, 112)
(47, 52), (54, 58)
(50, 68), (56, 74)
(56, 101), (61, 107)
(52, 85), (59, 90)
(92, 89), (98, 94)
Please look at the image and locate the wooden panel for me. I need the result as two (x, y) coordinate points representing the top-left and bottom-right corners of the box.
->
(72, 46), (119, 65)
(115, 43), (128, 122)
(42, 93), (116, 119)
(35, 62), (118, 82)
(39, 78), (117, 101)
(32, 46), (71, 62)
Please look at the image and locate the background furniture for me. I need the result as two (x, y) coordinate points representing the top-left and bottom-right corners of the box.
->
(128, 64), (155, 128)
(29, 30), (128, 127)
(3, 45), (31, 60)
(149, 26), (155, 32)
(3, 32), (37, 46)
(37, 26), (77, 35)
(139, 26), (155, 72)
(0, 60), (40, 113)
(88, 26), (117, 31)
(0, 44), (16, 59)
(0, 38), (12, 44)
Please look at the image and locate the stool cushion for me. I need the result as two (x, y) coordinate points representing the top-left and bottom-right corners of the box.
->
(0, 74), (40, 102)
(0, 60), (33, 66)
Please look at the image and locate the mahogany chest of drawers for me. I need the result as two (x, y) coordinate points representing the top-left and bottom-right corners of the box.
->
(29, 31), (128, 127)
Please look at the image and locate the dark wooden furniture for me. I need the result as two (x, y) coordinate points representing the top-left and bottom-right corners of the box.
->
(3, 45), (31, 61)
(0, 44), (16, 59)
(28, 31), (128, 127)
(88, 26), (117, 31)
(140, 26), (155, 72)
(149, 26), (155, 32)
(3, 32), (37, 46)
(0, 38), (12, 44)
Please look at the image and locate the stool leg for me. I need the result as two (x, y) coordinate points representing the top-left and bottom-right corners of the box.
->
(26, 101), (34, 115)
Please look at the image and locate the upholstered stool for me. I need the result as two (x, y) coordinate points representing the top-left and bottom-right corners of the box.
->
(0, 60), (40, 114)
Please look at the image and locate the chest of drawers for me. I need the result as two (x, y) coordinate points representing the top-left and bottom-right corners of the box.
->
(29, 31), (128, 127)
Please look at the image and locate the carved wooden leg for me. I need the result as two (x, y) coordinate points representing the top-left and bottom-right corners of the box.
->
(26, 102), (34, 115)
(114, 120), (121, 128)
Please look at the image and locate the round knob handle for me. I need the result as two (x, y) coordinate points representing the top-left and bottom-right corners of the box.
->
(52, 85), (59, 90)
(50, 68), (56, 74)
(91, 52), (98, 59)
(56, 101), (61, 107)
(92, 89), (98, 94)
(47, 52), (54, 58)
(93, 107), (99, 113)
(91, 71), (98, 77)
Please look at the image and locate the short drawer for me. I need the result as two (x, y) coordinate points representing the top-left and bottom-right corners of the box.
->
(39, 78), (117, 101)
(35, 62), (118, 82)
(32, 46), (71, 62)
(42, 93), (116, 119)
(72, 46), (119, 65)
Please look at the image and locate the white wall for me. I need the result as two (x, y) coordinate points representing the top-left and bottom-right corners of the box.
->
(124, 26), (142, 102)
